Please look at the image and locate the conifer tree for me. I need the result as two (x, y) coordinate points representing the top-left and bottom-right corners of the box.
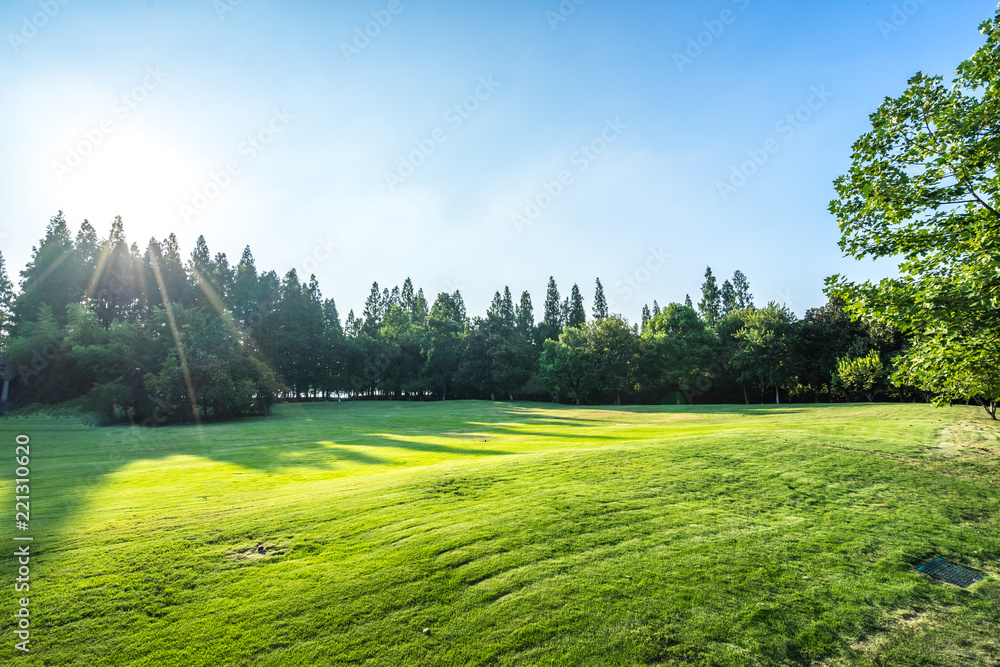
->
(593, 278), (609, 320)
(568, 284), (586, 328)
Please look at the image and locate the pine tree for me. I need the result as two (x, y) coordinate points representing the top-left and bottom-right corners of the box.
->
(652, 300), (661, 317)
(0, 251), (13, 346)
(641, 304), (651, 332)
(323, 297), (342, 335)
(345, 310), (360, 337)
(541, 277), (562, 341)
(489, 291), (505, 321)
(732, 270), (753, 309)
(401, 278), (415, 313)
(363, 281), (382, 332)
(501, 286), (515, 326)
(560, 297), (571, 328)
(698, 266), (722, 325)
(721, 279), (736, 314)
(451, 290), (467, 323)
(515, 291), (534, 336)
(412, 288), (429, 324)
(14, 211), (85, 329)
(568, 284), (586, 328)
(593, 278), (609, 320)
(684, 294), (693, 309)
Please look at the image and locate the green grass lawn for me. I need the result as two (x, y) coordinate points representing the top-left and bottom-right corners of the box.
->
(1, 401), (998, 666)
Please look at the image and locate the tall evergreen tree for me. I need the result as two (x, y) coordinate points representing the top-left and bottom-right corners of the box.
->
(540, 277), (562, 342)
(698, 266), (722, 325)
(568, 284), (586, 328)
(363, 281), (382, 333)
(732, 270), (753, 309)
(425, 292), (466, 400)
(684, 294), (693, 309)
(0, 251), (13, 347)
(560, 297), (571, 328)
(451, 290), (466, 323)
(501, 286), (515, 327)
(400, 278), (415, 313)
(515, 291), (534, 336)
(721, 279), (736, 315)
(641, 304), (651, 332)
(14, 211), (86, 329)
(345, 310), (360, 337)
(412, 287), (429, 324)
(593, 278), (609, 320)
(652, 300), (661, 317)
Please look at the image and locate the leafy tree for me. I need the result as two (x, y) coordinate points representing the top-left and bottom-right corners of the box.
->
(587, 315), (639, 405)
(828, 6), (1000, 417)
(593, 278), (608, 320)
(715, 307), (754, 403)
(640, 303), (717, 402)
(835, 350), (889, 402)
(539, 326), (590, 404)
(698, 267), (721, 325)
(734, 303), (796, 404)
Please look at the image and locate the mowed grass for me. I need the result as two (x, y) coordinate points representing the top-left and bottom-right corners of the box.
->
(1, 401), (999, 666)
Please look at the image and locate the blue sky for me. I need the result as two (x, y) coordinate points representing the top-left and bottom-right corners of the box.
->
(0, 0), (995, 322)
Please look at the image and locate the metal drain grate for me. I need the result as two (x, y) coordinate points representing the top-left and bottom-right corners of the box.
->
(918, 558), (984, 588)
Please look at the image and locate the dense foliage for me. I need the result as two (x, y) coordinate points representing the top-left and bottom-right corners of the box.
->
(0, 213), (916, 423)
(829, 7), (1000, 417)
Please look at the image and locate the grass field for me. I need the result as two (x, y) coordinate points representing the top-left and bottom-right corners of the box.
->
(1, 401), (998, 666)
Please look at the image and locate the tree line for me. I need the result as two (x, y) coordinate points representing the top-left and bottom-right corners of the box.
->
(0, 213), (917, 424)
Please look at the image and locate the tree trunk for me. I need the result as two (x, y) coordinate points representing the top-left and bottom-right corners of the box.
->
(616, 389), (621, 406)
(442, 383), (447, 401)
(742, 385), (749, 405)
(509, 393), (514, 402)
(775, 384), (780, 404)
(576, 397), (581, 406)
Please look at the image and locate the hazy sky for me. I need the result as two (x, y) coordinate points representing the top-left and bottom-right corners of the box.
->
(0, 0), (995, 322)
